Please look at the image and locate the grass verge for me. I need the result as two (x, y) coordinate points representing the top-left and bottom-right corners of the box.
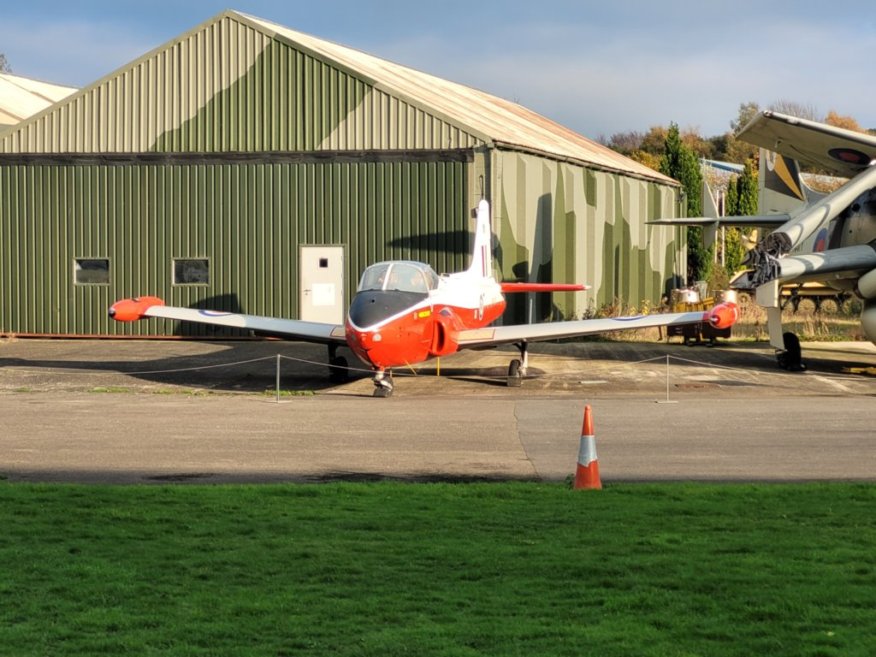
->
(1, 482), (874, 656)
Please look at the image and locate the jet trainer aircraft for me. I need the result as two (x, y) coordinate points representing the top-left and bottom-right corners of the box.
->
(110, 200), (738, 396)
(652, 111), (876, 371)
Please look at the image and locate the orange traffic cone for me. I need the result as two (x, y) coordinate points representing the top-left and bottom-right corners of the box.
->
(574, 405), (602, 490)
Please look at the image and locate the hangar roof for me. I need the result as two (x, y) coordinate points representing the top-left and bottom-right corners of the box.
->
(0, 73), (76, 128)
(0, 10), (674, 185)
(240, 12), (675, 185)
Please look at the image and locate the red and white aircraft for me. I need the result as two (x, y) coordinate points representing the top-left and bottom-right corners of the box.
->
(110, 200), (738, 396)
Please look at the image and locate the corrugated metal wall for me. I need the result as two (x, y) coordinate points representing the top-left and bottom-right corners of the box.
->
(0, 157), (468, 335)
(493, 150), (683, 322)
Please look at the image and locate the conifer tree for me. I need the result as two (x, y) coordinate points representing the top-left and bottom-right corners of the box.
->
(659, 123), (710, 283)
(722, 158), (758, 276)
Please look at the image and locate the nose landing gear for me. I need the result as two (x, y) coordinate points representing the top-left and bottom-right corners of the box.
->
(372, 369), (394, 397)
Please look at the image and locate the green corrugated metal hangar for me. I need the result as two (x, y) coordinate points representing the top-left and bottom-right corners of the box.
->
(0, 10), (685, 337)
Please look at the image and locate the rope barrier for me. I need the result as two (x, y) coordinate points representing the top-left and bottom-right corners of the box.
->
(1, 345), (869, 387)
(127, 355), (276, 375)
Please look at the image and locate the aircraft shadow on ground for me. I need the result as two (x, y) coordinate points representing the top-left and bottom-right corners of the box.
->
(0, 342), (370, 394)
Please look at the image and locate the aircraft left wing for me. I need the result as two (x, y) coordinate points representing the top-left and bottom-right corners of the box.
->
(738, 111), (876, 178)
(733, 243), (876, 288)
(455, 303), (738, 349)
(109, 296), (347, 344)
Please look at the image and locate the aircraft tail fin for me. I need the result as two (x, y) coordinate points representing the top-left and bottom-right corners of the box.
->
(466, 199), (493, 279)
(759, 148), (825, 215)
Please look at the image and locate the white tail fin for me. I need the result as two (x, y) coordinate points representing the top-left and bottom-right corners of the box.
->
(465, 199), (493, 279)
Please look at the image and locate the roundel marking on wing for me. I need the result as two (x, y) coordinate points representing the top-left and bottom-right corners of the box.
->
(610, 316), (646, 322)
(813, 227), (829, 253)
(828, 148), (872, 166)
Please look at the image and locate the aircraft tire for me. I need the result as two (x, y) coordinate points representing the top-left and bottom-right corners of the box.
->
(373, 386), (393, 398)
(507, 359), (523, 387)
(778, 332), (806, 372)
(328, 356), (349, 383)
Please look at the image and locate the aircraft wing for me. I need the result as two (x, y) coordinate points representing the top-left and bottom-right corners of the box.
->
(109, 296), (347, 344)
(455, 304), (737, 349)
(738, 111), (876, 178)
(647, 215), (789, 228)
(734, 243), (876, 288)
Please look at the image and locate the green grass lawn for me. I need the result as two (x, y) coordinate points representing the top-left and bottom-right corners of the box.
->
(1, 482), (875, 656)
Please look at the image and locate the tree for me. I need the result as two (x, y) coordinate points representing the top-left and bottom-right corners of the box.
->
(824, 110), (864, 133)
(0, 53), (11, 73)
(728, 158), (758, 216)
(768, 99), (820, 121)
(730, 101), (760, 134)
(659, 122), (710, 283)
(604, 130), (645, 156)
(721, 158), (758, 277)
(640, 125), (669, 157)
(721, 101), (761, 163)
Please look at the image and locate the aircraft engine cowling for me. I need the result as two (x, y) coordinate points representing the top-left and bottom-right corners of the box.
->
(706, 302), (739, 330)
(108, 296), (165, 322)
(429, 313), (460, 357)
(861, 299), (876, 344)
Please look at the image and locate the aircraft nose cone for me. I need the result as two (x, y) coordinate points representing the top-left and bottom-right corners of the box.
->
(348, 290), (427, 328)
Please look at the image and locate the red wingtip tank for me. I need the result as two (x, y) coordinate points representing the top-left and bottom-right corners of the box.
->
(108, 296), (165, 322)
(704, 302), (739, 330)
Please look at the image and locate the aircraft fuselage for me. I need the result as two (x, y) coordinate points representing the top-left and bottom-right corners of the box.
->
(344, 260), (505, 370)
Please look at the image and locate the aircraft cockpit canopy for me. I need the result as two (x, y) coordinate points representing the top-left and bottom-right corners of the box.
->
(357, 261), (439, 294)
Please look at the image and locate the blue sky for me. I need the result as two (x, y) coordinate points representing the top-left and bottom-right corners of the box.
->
(3, 1), (876, 139)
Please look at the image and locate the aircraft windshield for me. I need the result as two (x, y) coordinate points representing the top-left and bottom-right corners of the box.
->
(357, 262), (439, 293)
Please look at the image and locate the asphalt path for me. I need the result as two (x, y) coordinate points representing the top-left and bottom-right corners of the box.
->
(1, 337), (874, 484)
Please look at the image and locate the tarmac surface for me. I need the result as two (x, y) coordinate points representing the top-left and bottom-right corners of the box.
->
(1, 336), (875, 484)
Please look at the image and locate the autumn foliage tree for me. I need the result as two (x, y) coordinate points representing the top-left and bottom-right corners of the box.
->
(824, 110), (864, 133)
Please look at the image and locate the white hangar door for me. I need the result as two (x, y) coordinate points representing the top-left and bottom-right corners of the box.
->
(299, 246), (345, 324)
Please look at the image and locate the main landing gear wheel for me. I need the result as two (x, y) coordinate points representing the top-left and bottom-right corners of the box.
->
(327, 345), (350, 383)
(328, 356), (349, 383)
(507, 342), (528, 387)
(776, 331), (806, 372)
(372, 370), (394, 398)
(507, 359), (523, 387)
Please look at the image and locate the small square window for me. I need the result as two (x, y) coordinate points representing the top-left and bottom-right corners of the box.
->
(74, 259), (110, 285)
(173, 258), (210, 285)
(319, 258), (329, 268)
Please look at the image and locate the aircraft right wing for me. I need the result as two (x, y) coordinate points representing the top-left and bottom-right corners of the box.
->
(109, 296), (347, 344)
(738, 111), (876, 178)
(454, 303), (738, 349)
(646, 215), (789, 229)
